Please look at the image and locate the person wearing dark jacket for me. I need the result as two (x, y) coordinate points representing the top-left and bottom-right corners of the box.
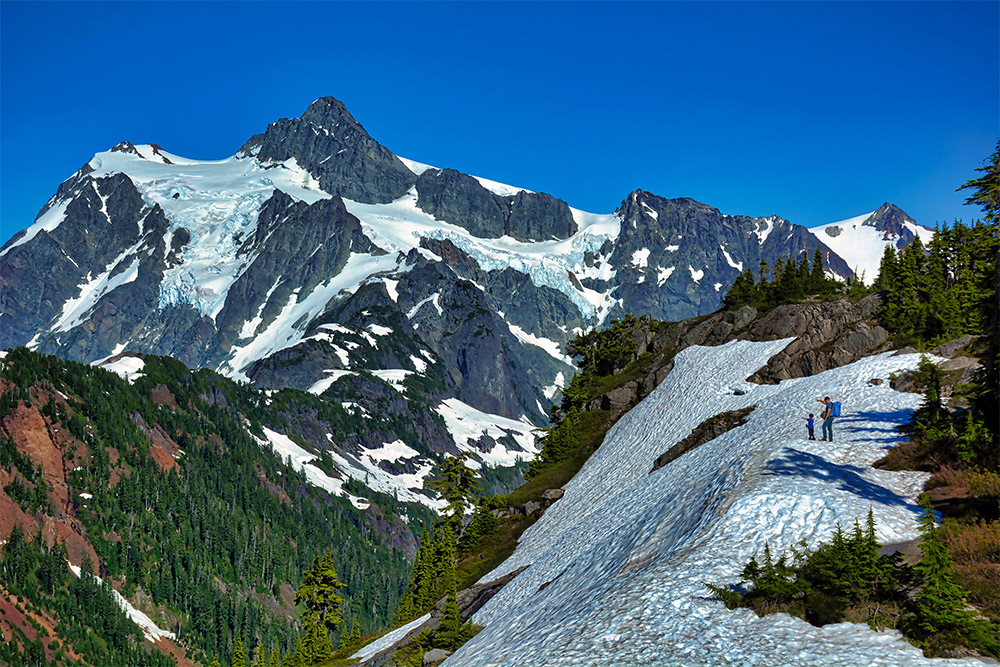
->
(817, 397), (834, 441)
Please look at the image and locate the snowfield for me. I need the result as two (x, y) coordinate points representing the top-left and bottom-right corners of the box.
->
(447, 340), (985, 667)
(810, 212), (934, 285)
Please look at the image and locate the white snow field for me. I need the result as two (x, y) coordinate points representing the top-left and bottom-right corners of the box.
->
(447, 340), (986, 667)
(811, 212), (934, 285)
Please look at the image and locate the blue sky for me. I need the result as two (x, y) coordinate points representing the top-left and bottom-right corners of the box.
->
(1, 1), (997, 245)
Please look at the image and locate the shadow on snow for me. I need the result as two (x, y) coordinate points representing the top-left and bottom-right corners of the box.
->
(763, 447), (915, 508)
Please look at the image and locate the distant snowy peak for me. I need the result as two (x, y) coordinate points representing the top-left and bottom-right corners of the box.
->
(237, 96), (416, 205)
(810, 203), (933, 283)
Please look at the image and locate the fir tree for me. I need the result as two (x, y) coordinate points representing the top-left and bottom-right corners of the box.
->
(232, 632), (246, 667)
(900, 500), (1000, 656)
(301, 611), (334, 663)
(428, 452), (482, 519)
(957, 138), (1000, 222)
(810, 246), (826, 290)
(295, 550), (348, 634)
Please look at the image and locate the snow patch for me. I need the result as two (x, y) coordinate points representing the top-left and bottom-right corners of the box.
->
(68, 563), (176, 643)
(631, 248), (651, 268)
(656, 266), (675, 286)
(307, 369), (356, 395)
(436, 398), (539, 468)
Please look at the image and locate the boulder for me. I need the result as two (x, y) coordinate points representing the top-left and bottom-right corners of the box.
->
(541, 488), (565, 501)
(423, 649), (452, 666)
(931, 335), (978, 359)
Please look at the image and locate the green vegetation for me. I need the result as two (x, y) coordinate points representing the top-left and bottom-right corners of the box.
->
(874, 221), (997, 347)
(707, 506), (999, 659)
(722, 246), (868, 312)
(1, 524), (175, 667)
(531, 314), (664, 479)
(0, 349), (417, 665)
(708, 139), (1000, 660)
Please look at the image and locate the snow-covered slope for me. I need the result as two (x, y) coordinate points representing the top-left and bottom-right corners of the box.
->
(810, 204), (934, 284)
(448, 342), (976, 667)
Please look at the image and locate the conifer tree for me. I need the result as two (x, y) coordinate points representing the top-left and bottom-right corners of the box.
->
(295, 550), (348, 634)
(428, 452), (482, 519)
(349, 617), (361, 644)
(810, 246), (826, 290)
(900, 499), (1000, 655)
(232, 632), (246, 667)
(958, 138), (1000, 222)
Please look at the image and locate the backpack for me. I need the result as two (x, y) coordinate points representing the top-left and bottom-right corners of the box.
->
(831, 401), (841, 417)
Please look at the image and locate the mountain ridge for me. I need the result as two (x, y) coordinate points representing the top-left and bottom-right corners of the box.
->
(0, 95), (928, 510)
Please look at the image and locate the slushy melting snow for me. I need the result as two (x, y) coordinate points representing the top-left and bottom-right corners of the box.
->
(445, 340), (984, 667)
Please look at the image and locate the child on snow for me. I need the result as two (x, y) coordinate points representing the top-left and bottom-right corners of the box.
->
(802, 413), (815, 440)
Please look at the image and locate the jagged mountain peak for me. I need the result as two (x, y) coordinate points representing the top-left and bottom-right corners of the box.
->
(299, 95), (362, 130)
(810, 202), (933, 282)
(863, 202), (923, 235)
(237, 95), (415, 204)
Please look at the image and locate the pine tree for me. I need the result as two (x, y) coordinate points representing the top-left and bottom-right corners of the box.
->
(900, 499), (1000, 656)
(232, 632), (246, 667)
(295, 550), (348, 634)
(250, 645), (265, 667)
(208, 658), (221, 667)
(873, 244), (898, 292)
(428, 452), (482, 519)
(301, 611), (333, 663)
(957, 138), (1000, 222)
(810, 246), (826, 290)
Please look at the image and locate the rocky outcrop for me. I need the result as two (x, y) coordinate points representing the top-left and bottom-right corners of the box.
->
(581, 297), (895, 427)
(1, 173), (168, 352)
(240, 96), (416, 204)
(415, 168), (577, 241)
(741, 294), (890, 383)
(650, 407), (755, 473)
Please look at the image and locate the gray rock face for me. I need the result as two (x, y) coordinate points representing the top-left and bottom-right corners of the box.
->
(742, 294), (890, 383)
(240, 96), (416, 204)
(209, 191), (377, 365)
(1, 173), (168, 356)
(650, 406), (755, 473)
(423, 649), (452, 666)
(608, 190), (852, 322)
(415, 168), (577, 241)
(862, 202), (929, 249)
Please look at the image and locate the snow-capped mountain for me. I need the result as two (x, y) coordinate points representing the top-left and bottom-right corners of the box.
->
(809, 203), (934, 283)
(0, 96), (924, 505)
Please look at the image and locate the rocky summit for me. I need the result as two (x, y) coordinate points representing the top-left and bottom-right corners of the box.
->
(0, 96), (926, 503)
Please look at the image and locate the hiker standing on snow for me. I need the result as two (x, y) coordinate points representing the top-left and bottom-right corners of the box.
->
(817, 397), (835, 442)
(802, 413), (816, 440)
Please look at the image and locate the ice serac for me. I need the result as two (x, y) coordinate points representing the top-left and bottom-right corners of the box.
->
(608, 190), (852, 322)
(415, 168), (578, 241)
(239, 96), (416, 204)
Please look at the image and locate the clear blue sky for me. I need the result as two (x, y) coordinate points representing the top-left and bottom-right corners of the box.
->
(2, 1), (997, 245)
